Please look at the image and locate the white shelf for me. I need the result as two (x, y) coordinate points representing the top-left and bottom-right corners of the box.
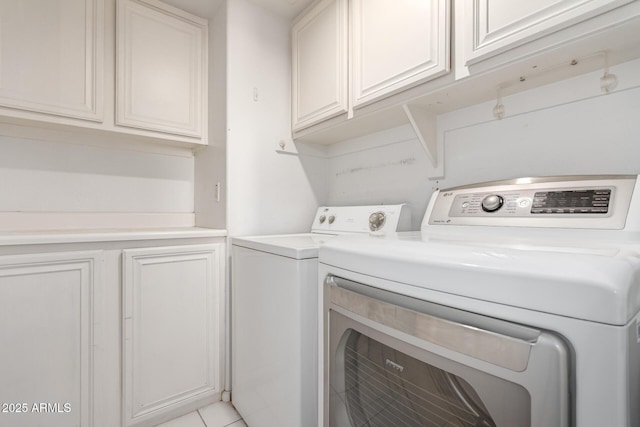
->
(0, 227), (226, 246)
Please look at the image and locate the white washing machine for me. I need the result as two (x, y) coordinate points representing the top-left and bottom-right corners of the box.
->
(319, 175), (640, 427)
(231, 205), (411, 427)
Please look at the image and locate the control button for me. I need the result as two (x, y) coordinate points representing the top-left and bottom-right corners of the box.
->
(369, 212), (387, 231)
(328, 215), (336, 224)
(518, 198), (531, 208)
(481, 194), (504, 212)
(461, 202), (470, 209)
(319, 215), (326, 224)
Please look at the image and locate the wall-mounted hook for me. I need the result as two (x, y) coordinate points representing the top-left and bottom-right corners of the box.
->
(600, 51), (618, 93)
(601, 72), (618, 93)
(492, 87), (505, 120)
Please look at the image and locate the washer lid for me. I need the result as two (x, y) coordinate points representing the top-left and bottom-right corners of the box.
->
(232, 233), (335, 259)
(319, 231), (640, 325)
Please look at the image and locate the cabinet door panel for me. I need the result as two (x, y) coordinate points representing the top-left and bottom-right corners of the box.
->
(351, 0), (449, 107)
(464, 0), (634, 65)
(117, 0), (207, 138)
(0, 251), (100, 427)
(0, 0), (103, 121)
(292, 0), (348, 131)
(123, 244), (222, 426)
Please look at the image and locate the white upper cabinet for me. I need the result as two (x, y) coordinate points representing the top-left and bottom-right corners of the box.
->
(350, 0), (450, 107)
(0, 0), (208, 151)
(293, 0), (639, 146)
(0, 0), (103, 122)
(117, 0), (207, 138)
(292, 0), (450, 136)
(292, 0), (348, 131)
(458, 0), (635, 68)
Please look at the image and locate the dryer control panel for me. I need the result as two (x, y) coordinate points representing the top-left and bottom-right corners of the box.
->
(426, 175), (638, 229)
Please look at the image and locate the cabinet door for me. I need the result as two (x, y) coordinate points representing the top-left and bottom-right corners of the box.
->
(0, 251), (101, 427)
(460, 0), (634, 66)
(351, 0), (450, 107)
(122, 244), (223, 426)
(117, 0), (207, 139)
(292, 0), (348, 131)
(0, 0), (103, 121)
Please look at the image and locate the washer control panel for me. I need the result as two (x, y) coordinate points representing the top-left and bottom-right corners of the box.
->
(311, 205), (412, 234)
(427, 176), (637, 229)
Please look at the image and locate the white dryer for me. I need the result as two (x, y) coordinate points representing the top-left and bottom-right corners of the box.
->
(231, 205), (410, 427)
(319, 175), (640, 427)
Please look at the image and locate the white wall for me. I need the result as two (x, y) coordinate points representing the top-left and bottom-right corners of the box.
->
(0, 136), (194, 213)
(226, 0), (328, 237)
(195, 2), (227, 230)
(436, 58), (640, 187)
(326, 125), (433, 230)
(326, 59), (640, 229)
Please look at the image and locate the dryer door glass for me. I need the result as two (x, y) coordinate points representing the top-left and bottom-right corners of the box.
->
(325, 277), (570, 427)
(343, 330), (495, 427)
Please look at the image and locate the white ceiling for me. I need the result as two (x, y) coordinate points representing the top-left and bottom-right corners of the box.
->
(248, 0), (314, 19)
(161, 0), (314, 19)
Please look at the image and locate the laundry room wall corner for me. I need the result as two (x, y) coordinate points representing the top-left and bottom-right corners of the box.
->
(226, 0), (328, 237)
(326, 125), (435, 231)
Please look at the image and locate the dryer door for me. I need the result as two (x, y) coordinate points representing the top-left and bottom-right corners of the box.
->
(324, 276), (570, 427)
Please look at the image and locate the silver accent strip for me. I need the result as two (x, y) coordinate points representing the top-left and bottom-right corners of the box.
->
(440, 175), (636, 192)
(326, 276), (535, 372)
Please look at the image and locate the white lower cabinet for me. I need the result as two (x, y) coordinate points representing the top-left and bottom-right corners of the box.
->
(122, 244), (223, 427)
(0, 235), (224, 427)
(0, 251), (102, 427)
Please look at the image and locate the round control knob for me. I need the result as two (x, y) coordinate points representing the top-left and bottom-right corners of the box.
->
(319, 215), (326, 224)
(369, 212), (387, 231)
(481, 195), (504, 212)
(328, 215), (336, 224)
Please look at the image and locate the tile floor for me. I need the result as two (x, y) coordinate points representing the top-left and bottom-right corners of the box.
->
(155, 402), (246, 427)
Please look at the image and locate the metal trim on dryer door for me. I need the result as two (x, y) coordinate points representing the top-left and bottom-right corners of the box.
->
(323, 275), (571, 427)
